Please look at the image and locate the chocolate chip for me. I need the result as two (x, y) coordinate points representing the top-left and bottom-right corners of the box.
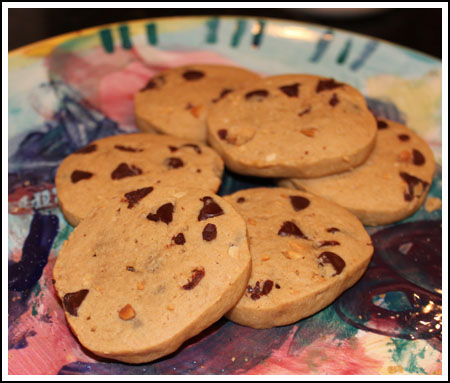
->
(412, 149), (426, 166)
(275, 283), (281, 289)
(181, 143), (202, 154)
(329, 93), (339, 107)
(316, 79), (343, 93)
(318, 252), (346, 276)
(198, 197), (224, 221)
(147, 203), (174, 224)
(202, 223), (217, 241)
(237, 197), (246, 203)
(63, 289), (89, 316)
(289, 196), (310, 211)
(168, 145), (178, 152)
(212, 88), (233, 103)
(172, 233), (186, 245)
(111, 163), (142, 180)
(126, 266), (135, 272)
(318, 240), (340, 248)
(124, 187), (153, 209)
(298, 106), (311, 117)
(399, 172), (429, 201)
(71, 170), (93, 183)
(218, 129), (228, 140)
(114, 145), (143, 152)
(75, 144), (97, 154)
(182, 268), (205, 290)
(279, 83), (300, 98)
(377, 120), (388, 129)
(398, 134), (410, 141)
(183, 70), (204, 81)
(141, 75), (165, 91)
(278, 221), (308, 239)
(327, 227), (340, 233)
(245, 89), (269, 101)
(165, 157), (184, 169)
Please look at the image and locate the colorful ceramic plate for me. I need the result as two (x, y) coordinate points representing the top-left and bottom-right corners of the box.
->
(8, 16), (442, 375)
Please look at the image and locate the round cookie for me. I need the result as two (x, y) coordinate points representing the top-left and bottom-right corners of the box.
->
(53, 186), (251, 364)
(55, 133), (224, 226)
(207, 74), (377, 178)
(280, 119), (436, 226)
(223, 187), (373, 329)
(134, 64), (261, 142)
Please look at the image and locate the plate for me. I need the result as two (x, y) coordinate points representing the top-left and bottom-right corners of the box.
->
(8, 16), (442, 375)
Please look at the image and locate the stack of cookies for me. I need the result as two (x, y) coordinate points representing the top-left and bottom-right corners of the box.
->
(53, 64), (435, 364)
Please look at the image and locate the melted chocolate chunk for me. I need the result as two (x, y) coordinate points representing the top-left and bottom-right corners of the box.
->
(399, 172), (429, 201)
(377, 120), (388, 129)
(212, 88), (233, 103)
(248, 280), (274, 300)
(289, 196), (310, 211)
(111, 163), (142, 180)
(245, 89), (269, 101)
(198, 197), (224, 221)
(327, 227), (340, 233)
(237, 197), (246, 203)
(168, 145), (178, 152)
(181, 143), (202, 154)
(329, 93), (339, 107)
(279, 83), (300, 98)
(114, 145), (143, 152)
(124, 187), (153, 209)
(218, 129), (228, 140)
(165, 157), (184, 169)
(71, 170), (93, 183)
(63, 289), (89, 316)
(202, 223), (217, 241)
(183, 70), (205, 81)
(318, 252), (346, 276)
(316, 79), (343, 93)
(298, 106), (311, 117)
(182, 268), (205, 290)
(412, 149), (426, 166)
(147, 203), (174, 224)
(398, 134), (410, 141)
(172, 233), (186, 245)
(278, 221), (308, 239)
(126, 266), (135, 272)
(141, 75), (165, 91)
(318, 240), (341, 248)
(75, 144), (97, 154)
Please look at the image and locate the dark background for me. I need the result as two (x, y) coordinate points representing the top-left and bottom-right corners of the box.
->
(8, 8), (442, 59)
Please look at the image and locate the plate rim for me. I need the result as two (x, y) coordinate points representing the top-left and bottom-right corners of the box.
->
(8, 14), (442, 64)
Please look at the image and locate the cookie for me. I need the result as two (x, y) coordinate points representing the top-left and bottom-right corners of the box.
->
(134, 64), (261, 142)
(55, 133), (224, 226)
(53, 186), (251, 363)
(207, 74), (377, 178)
(223, 187), (373, 329)
(280, 119), (435, 226)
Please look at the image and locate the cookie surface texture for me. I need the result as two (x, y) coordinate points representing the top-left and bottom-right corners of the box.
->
(53, 187), (251, 363)
(280, 119), (435, 225)
(224, 187), (373, 329)
(55, 133), (224, 226)
(135, 64), (261, 142)
(207, 74), (377, 178)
